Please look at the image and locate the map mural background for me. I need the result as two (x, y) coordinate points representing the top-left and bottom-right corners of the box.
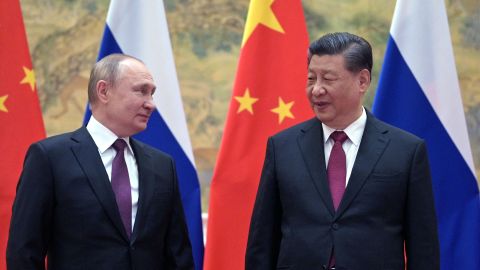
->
(20, 0), (480, 211)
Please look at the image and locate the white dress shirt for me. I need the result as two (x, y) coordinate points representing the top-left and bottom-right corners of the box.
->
(323, 107), (367, 186)
(86, 116), (139, 230)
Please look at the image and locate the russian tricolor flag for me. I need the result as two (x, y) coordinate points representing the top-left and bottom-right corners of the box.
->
(373, 0), (480, 268)
(83, 1), (204, 269)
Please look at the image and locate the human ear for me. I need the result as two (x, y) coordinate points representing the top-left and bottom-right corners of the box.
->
(96, 80), (109, 104)
(358, 69), (371, 93)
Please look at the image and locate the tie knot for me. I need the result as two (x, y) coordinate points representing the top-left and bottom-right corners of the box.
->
(112, 139), (127, 152)
(330, 131), (348, 144)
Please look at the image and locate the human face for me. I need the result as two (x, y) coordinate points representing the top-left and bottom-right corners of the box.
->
(103, 59), (156, 137)
(306, 54), (369, 129)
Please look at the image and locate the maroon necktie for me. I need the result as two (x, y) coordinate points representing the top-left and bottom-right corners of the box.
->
(111, 139), (132, 238)
(327, 131), (348, 268)
(327, 131), (348, 210)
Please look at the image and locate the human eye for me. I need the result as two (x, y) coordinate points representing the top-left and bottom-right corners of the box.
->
(132, 88), (143, 95)
(134, 86), (151, 96)
(323, 75), (337, 81)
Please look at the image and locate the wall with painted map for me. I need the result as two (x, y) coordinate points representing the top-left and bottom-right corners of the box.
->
(20, 0), (480, 210)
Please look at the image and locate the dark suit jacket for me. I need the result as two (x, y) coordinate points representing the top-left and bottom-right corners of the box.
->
(7, 127), (194, 270)
(246, 112), (439, 270)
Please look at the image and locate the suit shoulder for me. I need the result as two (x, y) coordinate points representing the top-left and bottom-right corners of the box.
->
(131, 139), (174, 161)
(371, 116), (424, 145)
(270, 118), (319, 141)
(33, 128), (82, 150)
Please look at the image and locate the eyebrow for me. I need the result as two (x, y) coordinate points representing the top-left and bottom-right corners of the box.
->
(136, 83), (156, 93)
(308, 68), (338, 75)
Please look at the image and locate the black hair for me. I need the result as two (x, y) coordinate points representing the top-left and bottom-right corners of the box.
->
(308, 32), (372, 78)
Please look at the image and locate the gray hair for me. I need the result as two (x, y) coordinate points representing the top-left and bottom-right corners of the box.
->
(87, 53), (143, 104)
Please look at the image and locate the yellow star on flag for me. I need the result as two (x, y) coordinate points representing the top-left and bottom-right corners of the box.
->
(0, 95), (8, 112)
(234, 88), (259, 114)
(271, 97), (294, 124)
(20, 66), (36, 91)
(241, 0), (285, 46)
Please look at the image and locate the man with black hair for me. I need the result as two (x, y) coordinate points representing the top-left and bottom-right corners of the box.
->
(246, 32), (439, 270)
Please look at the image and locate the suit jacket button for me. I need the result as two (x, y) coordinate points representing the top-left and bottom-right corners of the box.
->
(332, 223), (339, 230)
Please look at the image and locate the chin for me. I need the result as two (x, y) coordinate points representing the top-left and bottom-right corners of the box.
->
(314, 109), (328, 120)
(315, 113), (334, 124)
(128, 123), (146, 135)
(135, 124), (147, 133)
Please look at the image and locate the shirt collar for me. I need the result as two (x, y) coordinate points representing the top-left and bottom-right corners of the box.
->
(86, 116), (133, 154)
(322, 107), (367, 146)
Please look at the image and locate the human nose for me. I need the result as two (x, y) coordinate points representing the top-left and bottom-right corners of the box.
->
(311, 80), (326, 97)
(143, 97), (155, 111)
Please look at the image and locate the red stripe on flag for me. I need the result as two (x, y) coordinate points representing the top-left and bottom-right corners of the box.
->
(0, 1), (46, 269)
(204, 1), (312, 269)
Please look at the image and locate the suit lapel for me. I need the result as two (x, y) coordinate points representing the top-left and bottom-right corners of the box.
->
(70, 127), (130, 241)
(297, 118), (335, 216)
(335, 112), (390, 217)
(129, 139), (155, 243)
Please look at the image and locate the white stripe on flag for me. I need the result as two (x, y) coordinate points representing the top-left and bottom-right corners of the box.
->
(106, 0), (196, 166)
(390, 0), (475, 174)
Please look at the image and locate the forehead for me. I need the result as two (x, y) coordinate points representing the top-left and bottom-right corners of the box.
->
(308, 54), (347, 73)
(118, 59), (154, 82)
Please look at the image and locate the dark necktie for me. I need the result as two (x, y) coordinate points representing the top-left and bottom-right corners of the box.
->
(327, 131), (348, 268)
(111, 139), (132, 238)
(327, 131), (348, 210)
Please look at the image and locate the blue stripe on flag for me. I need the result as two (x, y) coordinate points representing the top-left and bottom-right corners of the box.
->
(97, 25), (122, 60)
(84, 22), (204, 270)
(373, 37), (480, 269)
(135, 111), (204, 261)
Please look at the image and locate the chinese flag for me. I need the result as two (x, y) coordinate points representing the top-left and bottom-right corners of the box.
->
(0, 0), (46, 268)
(204, 0), (312, 269)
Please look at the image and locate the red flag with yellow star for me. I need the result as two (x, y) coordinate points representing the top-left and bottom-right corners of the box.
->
(0, 0), (45, 268)
(204, 1), (312, 269)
